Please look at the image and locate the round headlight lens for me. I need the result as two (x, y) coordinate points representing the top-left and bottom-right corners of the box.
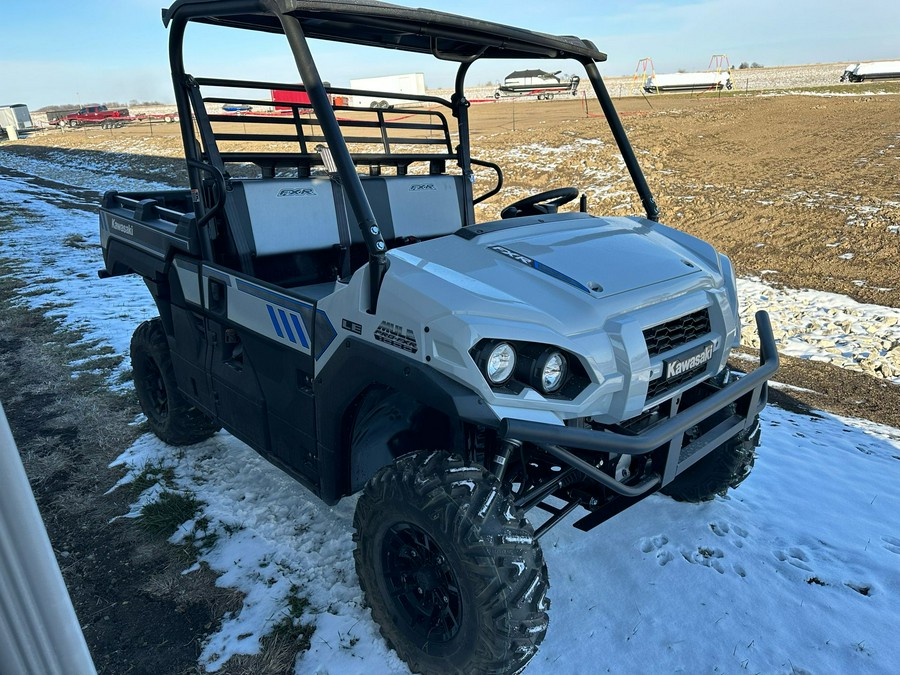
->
(540, 351), (567, 393)
(485, 343), (516, 384)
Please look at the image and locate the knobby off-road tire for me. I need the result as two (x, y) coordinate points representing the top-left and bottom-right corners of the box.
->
(131, 318), (220, 446)
(353, 451), (549, 675)
(661, 414), (761, 503)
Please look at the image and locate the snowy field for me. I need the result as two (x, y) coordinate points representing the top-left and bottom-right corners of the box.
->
(2, 152), (899, 674)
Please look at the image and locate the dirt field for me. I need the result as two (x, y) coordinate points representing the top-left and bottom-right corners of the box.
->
(2, 88), (899, 672)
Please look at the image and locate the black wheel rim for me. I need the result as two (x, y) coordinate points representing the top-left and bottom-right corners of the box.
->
(140, 356), (169, 423)
(381, 522), (463, 644)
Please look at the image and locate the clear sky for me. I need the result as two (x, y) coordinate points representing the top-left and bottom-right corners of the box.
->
(2, 0), (898, 109)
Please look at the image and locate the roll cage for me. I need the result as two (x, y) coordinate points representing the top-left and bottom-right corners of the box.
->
(162, 0), (659, 312)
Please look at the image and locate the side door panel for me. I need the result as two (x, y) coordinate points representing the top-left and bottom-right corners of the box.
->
(199, 264), (327, 484)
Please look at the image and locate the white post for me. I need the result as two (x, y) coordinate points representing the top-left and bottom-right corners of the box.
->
(0, 402), (97, 675)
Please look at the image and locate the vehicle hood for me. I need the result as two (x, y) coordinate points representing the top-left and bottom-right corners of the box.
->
(383, 214), (723, 333)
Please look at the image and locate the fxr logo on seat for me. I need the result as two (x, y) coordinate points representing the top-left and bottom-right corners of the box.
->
(278, 188), (317, 197)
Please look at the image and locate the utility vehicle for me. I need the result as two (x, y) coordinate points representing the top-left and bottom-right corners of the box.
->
(99, 1), (777, 672)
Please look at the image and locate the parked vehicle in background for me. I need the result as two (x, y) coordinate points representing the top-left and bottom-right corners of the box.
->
(349, 73), (426, 108)
(841, 60), (900, 82)
(50, 104), (130, 128)
(99, 1), (777, 673)
(494, 69), (581, 99)
(644, 70), (732, 93)
(272, 85), (346, 109)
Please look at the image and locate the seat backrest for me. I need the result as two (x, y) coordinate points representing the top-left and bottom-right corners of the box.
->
(350, 175), (467, 243)
(229, 177), (345, 256)
(224, 174), (466, 281)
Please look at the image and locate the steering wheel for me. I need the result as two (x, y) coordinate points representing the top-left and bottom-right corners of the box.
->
(500, 187), (579, 219)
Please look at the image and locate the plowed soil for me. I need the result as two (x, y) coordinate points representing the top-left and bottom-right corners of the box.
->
(464, 94), (900, 308)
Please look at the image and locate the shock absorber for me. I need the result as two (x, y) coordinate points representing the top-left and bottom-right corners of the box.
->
(492, 438), (522, 483)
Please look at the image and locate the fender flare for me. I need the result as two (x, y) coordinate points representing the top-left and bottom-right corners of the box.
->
(313, 337), (499, 501)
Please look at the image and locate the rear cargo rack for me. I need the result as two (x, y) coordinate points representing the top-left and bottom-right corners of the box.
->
(191, 77), (458, 177)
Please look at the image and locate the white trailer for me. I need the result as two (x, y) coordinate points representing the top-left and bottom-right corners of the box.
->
(841, 60), (900, 82)
(644, 71), (732, 93)
(0, 104), (34, 140)
(349, 73), (426, 108)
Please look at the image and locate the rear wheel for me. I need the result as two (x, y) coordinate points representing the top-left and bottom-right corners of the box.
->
(354, 451), (549, 675)
(131, 318), (220, 445)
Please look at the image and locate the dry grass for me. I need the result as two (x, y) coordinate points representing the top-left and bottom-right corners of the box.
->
(0, 248), (251, 673)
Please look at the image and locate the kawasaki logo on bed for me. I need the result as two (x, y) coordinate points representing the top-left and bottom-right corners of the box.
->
(278, 188), (317, 197)
(664, 342), (714, 380)
(109, 218), (134, 236)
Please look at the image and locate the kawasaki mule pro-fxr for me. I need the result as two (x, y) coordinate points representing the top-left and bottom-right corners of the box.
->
(99, 1), (778, 672)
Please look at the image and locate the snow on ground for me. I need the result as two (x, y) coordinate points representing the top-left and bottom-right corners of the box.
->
(108, 403), (900, 675)
(0, 166), (159, 383)
(1, 150), (174, 195)
(2, 152), (900, 673)
(739, 278), (900, 383)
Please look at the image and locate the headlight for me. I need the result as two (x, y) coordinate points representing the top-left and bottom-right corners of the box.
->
(537, 350), (567, 393)
(470, 339), (588, 399)
(485, 342), (516, 384)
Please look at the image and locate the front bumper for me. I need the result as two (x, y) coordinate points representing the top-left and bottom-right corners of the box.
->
(499, 311), (778, 500)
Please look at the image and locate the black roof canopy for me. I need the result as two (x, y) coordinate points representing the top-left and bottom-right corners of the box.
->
(163, 0), (606, 62)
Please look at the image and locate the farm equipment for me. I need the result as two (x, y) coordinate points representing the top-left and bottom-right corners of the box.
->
(99, 1), (776, 672)
(841, 60), (900, 82)
(494, 69), (580, 99)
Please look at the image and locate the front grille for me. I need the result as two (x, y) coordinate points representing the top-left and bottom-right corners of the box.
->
(643, 309), (711, 357)
(647, 369), (700, 400)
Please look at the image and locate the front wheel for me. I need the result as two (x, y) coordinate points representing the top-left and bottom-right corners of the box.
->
(131, 318), (220, 445)
(354, 451), (549, 675)
(661, 414), (760, 503)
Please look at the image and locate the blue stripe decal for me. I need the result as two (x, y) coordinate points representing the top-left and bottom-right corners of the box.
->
(267, 305), (284, 338)
(235, 278), (313, 314)
(291, 313), (310, 349)
(278, 309), (297, 343)
(233, 276), (322, 356)
(532, 260), (592, 294)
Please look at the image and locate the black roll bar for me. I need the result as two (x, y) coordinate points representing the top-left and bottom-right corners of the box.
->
(582, 60), (660, 222)
(167, 16), (211, 257)
(453, 61), (477, 227)
(279, 14), (389, 313)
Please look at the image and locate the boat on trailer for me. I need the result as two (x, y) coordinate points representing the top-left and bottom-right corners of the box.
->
(841, 60), (900, 82)
(494, 69), (580, 99)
